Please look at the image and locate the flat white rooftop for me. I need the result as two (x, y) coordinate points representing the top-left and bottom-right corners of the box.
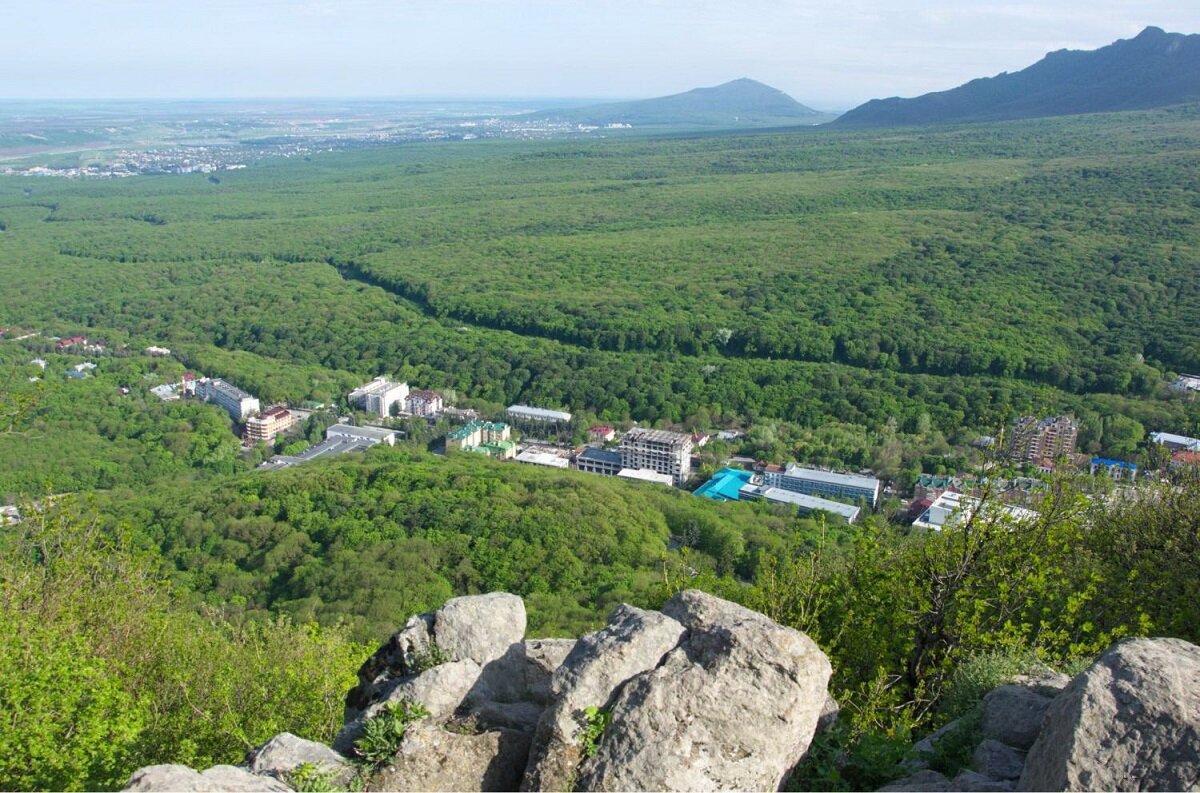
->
(507, 404), (573, 422)
(327, 423), (397, 443)
(912, 491), (1038, 531)
(618, 468), (674, 486)
(741, 484), (861, 521)
(516, 449), (571, 468)
(781, 463), (880, 492)
(1150, 431), (1200, 450)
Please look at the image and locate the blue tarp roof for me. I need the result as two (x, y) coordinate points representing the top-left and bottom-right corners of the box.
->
(695, 468), (754, 501)
(1092, 457), (1138, 469)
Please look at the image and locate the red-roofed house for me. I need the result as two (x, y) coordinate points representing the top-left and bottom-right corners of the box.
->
(57, 335), (88, 351)
(589, 425), (616, 443)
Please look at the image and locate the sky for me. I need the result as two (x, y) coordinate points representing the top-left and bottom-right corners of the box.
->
(4, 0), (1198, 109)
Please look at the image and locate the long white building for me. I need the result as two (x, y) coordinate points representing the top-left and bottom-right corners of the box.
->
(194, 377), (260, 421)
(350, 377), (409, 418)
(763, 463), (881, 508)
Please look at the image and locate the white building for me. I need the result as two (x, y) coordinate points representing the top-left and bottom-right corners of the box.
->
(327, 423), (397, 446)
(1169, 374), (1200, 394)
(405, 389), (444, 417)
(506, 404), (573, 424)
(515, 448), (571, 469)
(619, 428), (693, 486)
(1150, 431), (1200, 452)
(912, 491), (1038, 531)
(194, 378), (261, 421)
(763, 464), (881, 509)
(618, 468), (674, 486)
(349, 377), (409, 418)
(739, 483), (862, 523)
(145, 346), (172, 357)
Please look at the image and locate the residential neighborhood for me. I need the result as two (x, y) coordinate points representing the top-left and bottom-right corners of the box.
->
(5, 326), (1199, 529)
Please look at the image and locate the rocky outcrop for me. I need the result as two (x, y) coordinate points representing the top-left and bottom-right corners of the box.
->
(883, 637), (1200, 793)
(980, 684), (1054, 751)
(370, 720), (532, 792)
(246, 733), (351, 784)
(521, 605), (686, 791)
(125, 590), (834, 792)
(1017, 637), (1200, 792)
(576, 590), (833, 791)
(124, 764), (291, 792)
(879, 769), (954, 791)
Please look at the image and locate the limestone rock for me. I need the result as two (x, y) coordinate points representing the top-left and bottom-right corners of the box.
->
(972, 739), (1025, 782)
(954, 769), (1015, 791)
(817, 692), (841, 732)
(246, 733), (349, 783)
(345, 593), (526, 724)
(1010, 671), (1071, 698)
(334, 659), (482, 754)
(346, 613), (435, 719)
(200, 766), (293, 792)
(1018, 637), (1200, 792)
(521, 604), (685, 791)
(877, 769), (953, 791)
(370, 720), (532, 792)
(124, 765), (212, 792)
(576, 589), (832, 792)
(981, 684), (1053, 750)
(903, 717), (968, 772)
(523, 638), (576, 706)
(124, 764), (293, 792)
(436, 592), (527, 667)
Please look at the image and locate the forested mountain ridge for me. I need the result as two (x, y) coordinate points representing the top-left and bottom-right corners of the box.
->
(528, 78), (833, 127)
(837, 26), (1200, 127)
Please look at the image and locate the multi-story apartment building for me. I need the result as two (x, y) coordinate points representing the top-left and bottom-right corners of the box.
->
(405, 389), (443, 417)
(349, 377), (409, 418)
(762, 463), (881, 509)
(1012, 415), (1078, 462)
(619, 428), (693, 486)
(243, 406), (296, 444)
(194, 377), (260, 421)
(446, 420), (511, 451)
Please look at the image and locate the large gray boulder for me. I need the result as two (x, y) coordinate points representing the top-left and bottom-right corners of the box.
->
(436, 592), (527, 666)
(334, 659), (482, 754)
(972, 739), (1025, 782)
(522, 639), (577, 706)
(370, 720), (532, 792)
(953, 769), (1014, 792)
(124, 764), (292, 792)
(878, 769), (953, 791)
(1018, 637), (1200, 792)
(345, 593), (527, 722)
(346, 612), (436, 719)
(981, 684), (1054, 751)
(902, 716), (969, 772)
(576, 590), (832, 792)
(246, 733), (350, 783)
(521, 604), (686, 791)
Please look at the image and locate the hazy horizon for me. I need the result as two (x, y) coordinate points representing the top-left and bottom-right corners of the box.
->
(4, 1), (1199, 109)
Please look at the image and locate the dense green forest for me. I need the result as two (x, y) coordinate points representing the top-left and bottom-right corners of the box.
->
(2, 107), (1200, 790)
(3, 108), (1200, 442)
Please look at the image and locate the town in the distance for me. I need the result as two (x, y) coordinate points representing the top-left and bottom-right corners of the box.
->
(7, 327), (1198, 531)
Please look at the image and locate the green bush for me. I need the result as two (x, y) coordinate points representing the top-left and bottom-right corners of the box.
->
(581, 706), (612, 759)
(353, 700), (430, 766)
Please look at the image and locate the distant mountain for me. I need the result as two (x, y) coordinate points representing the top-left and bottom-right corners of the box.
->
(531, 79), (833, 128)
(836, 26), (1200, 127)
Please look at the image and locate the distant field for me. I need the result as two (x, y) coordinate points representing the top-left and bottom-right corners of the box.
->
(2, 107), (1199, 436)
